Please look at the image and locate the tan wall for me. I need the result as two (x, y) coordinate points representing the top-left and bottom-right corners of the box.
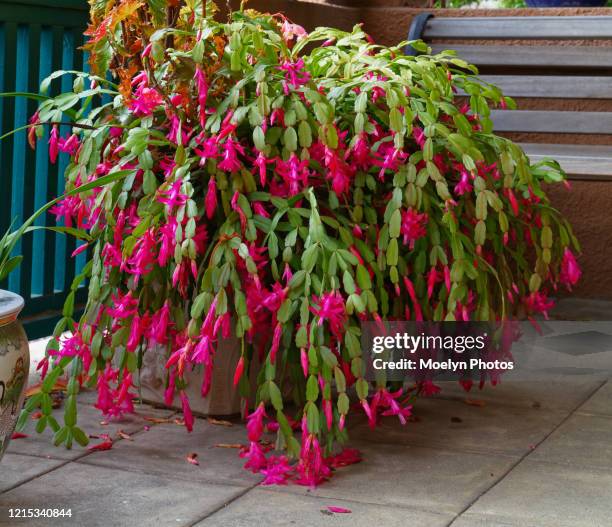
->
(244, 2), (612, 46)
(546, 182), (612, 299)
(234, 1), (612, 299)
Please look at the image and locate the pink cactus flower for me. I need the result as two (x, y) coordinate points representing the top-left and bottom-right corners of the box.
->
(295, 433), (331, 487)
(280, 20), (308, 42)
(279, 59), (310, 93)
(127, 314), (149, 352)
(167, 114), (191, 145)
(370, 388), (413, 426)
(95, 366), (135, 418)
(241, 441), (268, 473)
(159, 180), (188, 210)
(427, 267), (441, 299)
(148, 302), (172, 345)
(246, 403), (267, 442)
(403, 277), (423, 321)
(300, 347), (309, 377)
(158, 217), (178, 267)
(179, 391), (194, 432)
(310, 291), (347, 341)
(275, 154), (310, 196)
(129, 86), (163, 116)
(231, 191), (248, 233)
(107, 291), (139, 320)
(325, 147), (353, 196)
(48, 126), (59, 164)
(253, 202), (270, 218)
(58, 133), (80, 156)
(400, 208), (428, 247)
(260, 455), (292, 485)
(420, 380), (442, 396)
(560, 248), (581, 289)
(524, 291), (555, 320)
(195, 134), (219, 162)
(233, 356), (245, 387)
(194, 67), (209, 127)
(217, 137), (244, 172)
(325, 448), (362, 468)
(443, 265), (451, 293)
(254, 151), (272, 186)
(269, 322), (283, 363)
(205, 177), (218, 219)
(351, 133), (371, 169)
(127, 229), (157, 281)
(506, 188), (520, 216)
(454, 169), (473, 196)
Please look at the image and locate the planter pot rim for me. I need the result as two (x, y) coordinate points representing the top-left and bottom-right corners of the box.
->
(0, 290), (24, 328)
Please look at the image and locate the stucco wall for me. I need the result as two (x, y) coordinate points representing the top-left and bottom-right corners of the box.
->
(547, 182), (612, 299)
(243, 3), (612, 46)
(230, 1), (612, 299)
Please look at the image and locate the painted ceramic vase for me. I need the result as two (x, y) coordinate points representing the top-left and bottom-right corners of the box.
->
(0, 290), (29, 463)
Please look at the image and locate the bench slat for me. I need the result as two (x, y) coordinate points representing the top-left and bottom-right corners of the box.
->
(519, 143), (612, 180)
(478, 75), (612, 99)
(415, 16), (612, 179)
(431, 44), (612, 70)
(425, 16), (612, 40)
(491, 110), (612, 134)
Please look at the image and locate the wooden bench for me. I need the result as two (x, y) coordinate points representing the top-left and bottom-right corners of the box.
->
(406, 14), (612, 181)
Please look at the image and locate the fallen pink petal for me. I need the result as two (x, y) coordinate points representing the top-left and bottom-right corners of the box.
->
(186, 453), (200, 466)
(327, 506), (352, 514)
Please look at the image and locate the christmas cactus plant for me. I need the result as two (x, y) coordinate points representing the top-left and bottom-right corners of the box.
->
(18, 1), (581, 486)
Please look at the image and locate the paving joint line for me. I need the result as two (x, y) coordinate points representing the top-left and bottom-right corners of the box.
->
(0, 457), (76, 497)
(1, 451), (74, 463)
(445, 377), (609, 527)
(184, 483), (262, 527)
(259, 486), (457, 518)
(0, 409), (178, 497)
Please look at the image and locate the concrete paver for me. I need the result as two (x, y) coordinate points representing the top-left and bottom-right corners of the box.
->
(529, 412), (612, 470)
(268, 440), (517, 516)
(6, 391), (175, 461)
(433, 376), (603, 412)
(455, 459), (612, 527)
(0, 453), (65, 494)
(2, 335), (612, 527)
(77, 419), (262, 488)
(348, 395), (569, 457)
(0, 462), (246, 527)
(576, 378), (612, 416)
(196, 487), (454, 527)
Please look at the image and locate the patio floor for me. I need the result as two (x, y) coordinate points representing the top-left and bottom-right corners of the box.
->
(2, 332), (612, 526)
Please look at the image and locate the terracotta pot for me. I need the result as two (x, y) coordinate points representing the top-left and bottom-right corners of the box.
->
(0, 291), (30, 463)
(136, 331), (254, 416)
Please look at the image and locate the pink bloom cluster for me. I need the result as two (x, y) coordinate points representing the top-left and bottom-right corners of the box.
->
(31, 7), (581, 488)
(240, 403), (361, 487)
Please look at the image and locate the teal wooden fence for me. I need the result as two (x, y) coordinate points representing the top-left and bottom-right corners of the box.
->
(0, 0), (89, 338)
